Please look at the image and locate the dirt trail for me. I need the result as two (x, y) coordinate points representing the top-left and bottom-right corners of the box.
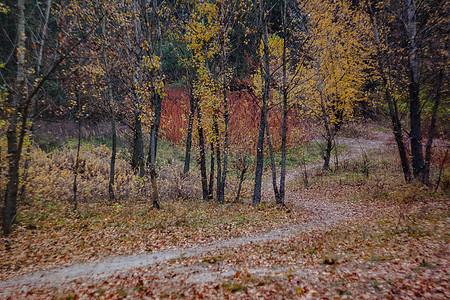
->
(262, 132), (387, 192)
(0, 134), (390, 295)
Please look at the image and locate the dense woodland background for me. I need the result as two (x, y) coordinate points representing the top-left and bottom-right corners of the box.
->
(0, 0), (449, 298)
(0, 0), (448, 233)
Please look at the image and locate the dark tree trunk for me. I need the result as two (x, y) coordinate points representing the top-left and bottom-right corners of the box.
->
(19, 0), (52, 202)
(213, 117), (223, 202)
(149, 164), (160, 209)
(3, 0), (26, 235)
(314, 32), (333, 171)
(407, 0), (425, 179)
(148, 93), (161, 167)
(322, 135), (333, 171)
(235, 164), (248, 203)
(146, 0), (163, 209)
(2, 0), (96, 235)
(218, 5), (229, 203)
(265, 116), (281, 203)
(101, 14), (116, 201)
(3, 122), (20, 235)
(73, 93), (82, 212)
(423, 70), (442, 185)
(334, 139), (339, 170)
(218, 89), (229, 203)
(386, 86), (412, 182)
(252, 3), (269, 205)
(369, 7), (412, 182)
(197, 106), (209, 201)
(147, 92), (161, 209)
(105, 68), (117, 201)
(253, 103), (266, 205)
(209, 142), (215, 200)
(279, 0), (288, 206)
(108, 105), (117, 201)
(183, 87), (196, 174)
(132, 112), (145, 178)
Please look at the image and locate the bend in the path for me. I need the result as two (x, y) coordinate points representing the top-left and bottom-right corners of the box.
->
(0, 211), (352, 294)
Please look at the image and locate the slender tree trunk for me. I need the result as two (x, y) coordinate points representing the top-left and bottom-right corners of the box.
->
(313, 33), (333, 171)
(303, 161), (308, 188)
(369, 8), (412, 182)
(147, 92), (161, 209)
(434, 149), (447, 192)
(265, 116), (281, 203)
(235, 164), (248, 203)
(252, 3), (269, 205)
(148, 93), (161, 166)
(253, 110), (266, 205)
(322, 134), (333, 171)
(386, 86), (412, 182)
(423, 70), (442, 185)
(197, 105), (209, 201)
(407, 0), (424, 179)
(148, 0), (163, 167)
(334, 139), (339, 170)
(218, 2), (229, 203)
(183, 86), (196, 174)
(2, 0), (98, 235)
(19, 0), (53, 202)
(219, 89), (229, 203)
(213, 116), (223, 202)
(73, 94), (82, 212)
(132, 111), (145, 178)
(36, 0), (52, 75)
(149, 164), (160, 209)
(279, 0), (288, 206)
(2, 0), (27, 235)
(101, 14), (117, 201)
(19, 0), (53, 200)
(107, 79), (117, 201)
(146, 0), (163, 209)
(209, 142), (215, 200)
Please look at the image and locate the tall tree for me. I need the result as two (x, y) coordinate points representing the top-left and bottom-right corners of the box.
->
(2, 0), (27, 235)
(2, 0), (102, 234)
(299, 0), (371, 170)
(252, 0), (270, 205)
(368, 0), (412, 182)
(367, 0), (448, 184)
(406, 0), (425, 179)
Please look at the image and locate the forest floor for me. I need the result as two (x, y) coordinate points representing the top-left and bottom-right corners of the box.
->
(0, 128), (449, 299)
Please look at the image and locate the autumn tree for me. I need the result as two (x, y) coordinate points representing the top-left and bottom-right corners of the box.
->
(1, 0), (102, 234)
(368, 0), (449, 183)
(298, 0), (371, 170)
(251, 0), (271, 205)
(181, 0), (235, 202)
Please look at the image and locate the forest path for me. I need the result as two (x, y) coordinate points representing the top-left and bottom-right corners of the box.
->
(0, 131), (391, 295)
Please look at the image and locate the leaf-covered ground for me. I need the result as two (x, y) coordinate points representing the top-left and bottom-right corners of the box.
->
(1, 135), (449, 299)
(0, 199), (307, 281)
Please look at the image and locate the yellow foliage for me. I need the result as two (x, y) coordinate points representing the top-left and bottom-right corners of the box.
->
(0, 2), (8, 14)
(296, 0), (373, 127)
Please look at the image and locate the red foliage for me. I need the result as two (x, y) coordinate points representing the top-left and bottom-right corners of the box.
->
(161, 87), (310, 151)
(161, 87), (189, 144)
